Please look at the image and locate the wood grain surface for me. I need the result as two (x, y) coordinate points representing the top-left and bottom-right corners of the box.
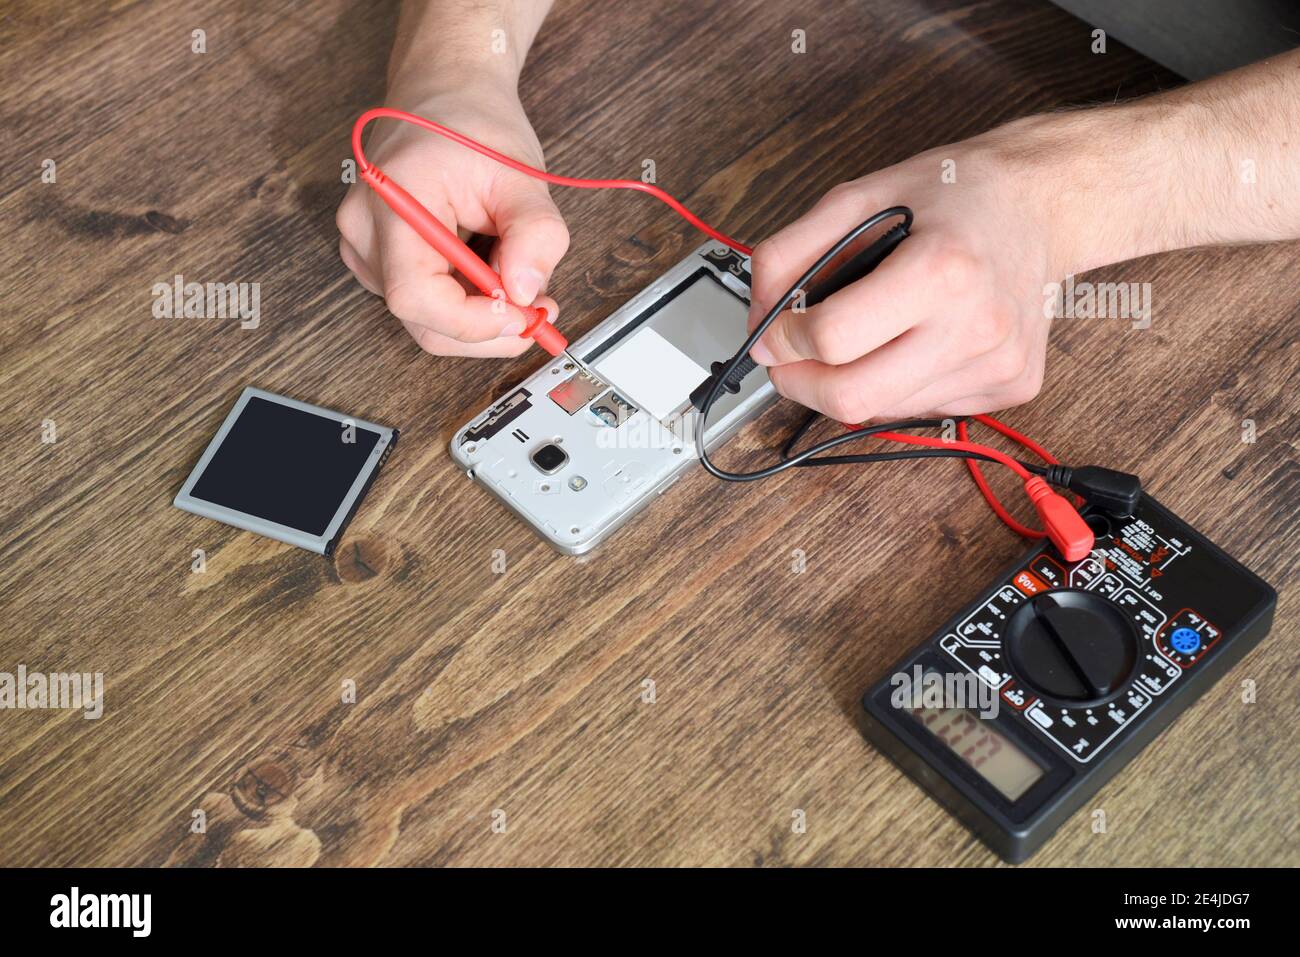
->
(1, 0), (1296, 867)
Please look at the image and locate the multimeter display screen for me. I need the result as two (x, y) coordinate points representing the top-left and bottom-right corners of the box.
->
(905, 703), (1045, 801)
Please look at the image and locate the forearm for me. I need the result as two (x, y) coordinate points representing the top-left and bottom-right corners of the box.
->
(1010, 49), (1300, 275)
(387, 0), (554, 100)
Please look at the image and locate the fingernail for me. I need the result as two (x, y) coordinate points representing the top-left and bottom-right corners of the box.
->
(501, 317), (527, 336)
(749, 339), (775, 365)
(512, 267), (544, 305)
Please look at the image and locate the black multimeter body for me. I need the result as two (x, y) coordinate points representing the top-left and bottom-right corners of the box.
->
(860, 493), (1276, 863)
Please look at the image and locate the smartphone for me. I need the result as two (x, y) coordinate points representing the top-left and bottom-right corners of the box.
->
(449, 242), (775, 553)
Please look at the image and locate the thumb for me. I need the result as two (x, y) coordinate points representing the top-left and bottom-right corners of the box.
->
(492, 178), (571, 307)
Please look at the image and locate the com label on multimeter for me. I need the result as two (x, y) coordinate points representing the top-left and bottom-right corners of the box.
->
(860, 494), (1275, 863)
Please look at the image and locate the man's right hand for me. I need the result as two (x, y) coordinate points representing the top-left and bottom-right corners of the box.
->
(336, 81), (569, 357)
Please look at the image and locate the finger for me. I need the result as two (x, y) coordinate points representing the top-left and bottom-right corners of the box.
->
(401, 321), (534, 358)
(869, 348), (994, 419)
(531, 294), (561, 326)
(337, 187), (387, 292)
(747, 182), (888, 321)
(748, 248), (926, 366)
(873, 341), (1043, 420)
(930, 394), (1001, 417)
(402, 296), (559, 357)
(747, 177), (921, 322)
(766, 326), (957, 424)
(492, 177), (570, 307)
(339, 236), (382, 295)
(871, 384), (973, 420)
(747, 192), (949, 366)
(335, 186), (376, 263)
(377, 201), (527, 342)
(386, 277), (538, 342)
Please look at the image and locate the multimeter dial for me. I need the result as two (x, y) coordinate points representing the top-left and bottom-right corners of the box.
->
(1004, 590), (1139, 707)
(861, 495), (1276, 863)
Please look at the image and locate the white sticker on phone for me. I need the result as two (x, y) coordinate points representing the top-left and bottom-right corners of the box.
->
(593, 327), (708, 422)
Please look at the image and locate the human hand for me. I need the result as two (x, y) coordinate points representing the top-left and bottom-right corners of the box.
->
(746, 116), (1078, 421)
(336, 81), (569, 357)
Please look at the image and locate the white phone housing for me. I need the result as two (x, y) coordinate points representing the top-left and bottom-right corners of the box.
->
(449, 243), (776, 554)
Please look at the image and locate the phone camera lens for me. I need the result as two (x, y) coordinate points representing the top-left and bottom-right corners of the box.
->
(530, 442), (568, 474)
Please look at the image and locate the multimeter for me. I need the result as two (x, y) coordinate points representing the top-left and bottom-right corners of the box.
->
(860, 493), (1276, 863)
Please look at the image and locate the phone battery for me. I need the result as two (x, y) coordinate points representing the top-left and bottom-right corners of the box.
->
(173, 387), (398, 555)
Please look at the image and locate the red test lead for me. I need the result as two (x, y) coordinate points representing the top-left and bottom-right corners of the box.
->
(869, 427), (1095, 562)
(351, 107), (753, 357)
(357, 159), (565, 356)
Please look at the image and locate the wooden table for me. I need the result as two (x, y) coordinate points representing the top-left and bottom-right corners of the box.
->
(1, 0), (1296, 867)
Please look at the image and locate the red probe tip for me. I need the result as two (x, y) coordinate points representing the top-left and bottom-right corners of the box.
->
(1024, 477), (1094, 562)
(520, 305), (567, 356)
